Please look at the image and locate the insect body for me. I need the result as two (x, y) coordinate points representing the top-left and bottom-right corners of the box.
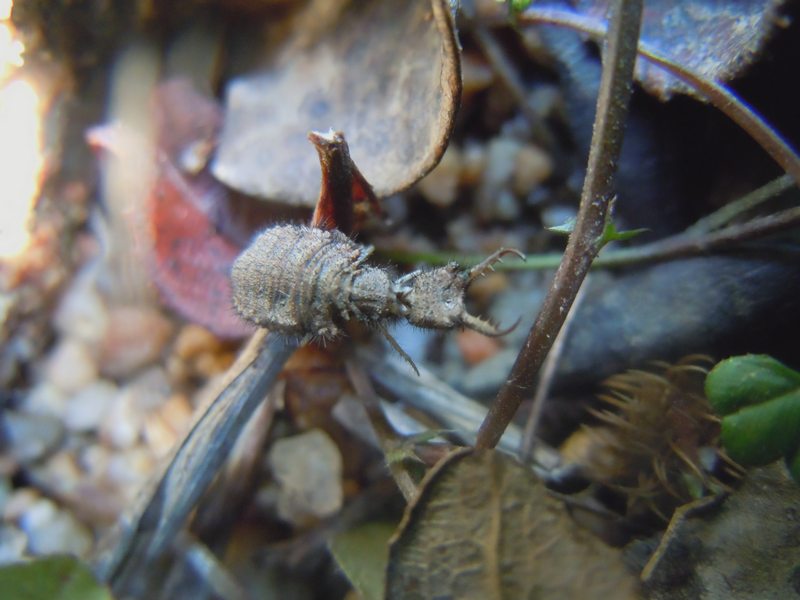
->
(231, 223), (523, 344)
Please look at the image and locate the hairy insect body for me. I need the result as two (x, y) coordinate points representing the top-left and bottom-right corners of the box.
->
(231, 224), (522, 342)
(231, 225), (395, 340)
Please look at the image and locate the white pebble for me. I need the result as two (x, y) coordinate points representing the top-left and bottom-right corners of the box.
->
(99, 391), (142, 449)
(64, 380), (117, 432)
(105, 446), (155, 486)
(267, 429), (343, 527)
(1, 411), (63, 464)
(23, 382), (68, 418)
(53, 267), (109, 347)
(97, 305), (174, 378)
(44, 339), (98, 395)
(19, 498), (92, 557)
(0, 525), (28, 565)
(3, 488), (40, 521)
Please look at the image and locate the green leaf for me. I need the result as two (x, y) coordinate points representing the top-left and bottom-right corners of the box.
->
(0, 556), (113, 600)
(705, 354), (800, 416)
(329, 521), (396, 600)
(547, 218), (576, 235)
(720, 390), (800, 465)
(596, 221), (648, 247)
(508, 0), (533, 14)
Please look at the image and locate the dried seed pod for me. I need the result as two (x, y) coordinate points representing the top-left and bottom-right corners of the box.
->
(231, 224), (396, 340)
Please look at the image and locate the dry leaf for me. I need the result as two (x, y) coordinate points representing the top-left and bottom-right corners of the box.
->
(212, 0), (461, 205)
(386, 448), (638, 599)
(543, 0), (787, 100)
(641, 463), (800, 599)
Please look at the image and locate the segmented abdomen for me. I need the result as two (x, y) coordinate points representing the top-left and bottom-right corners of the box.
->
(231, 224), (371, 338)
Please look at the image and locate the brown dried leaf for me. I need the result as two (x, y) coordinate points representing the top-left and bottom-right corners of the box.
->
(641, 463), (800, 599)
(386, 448), (638, 600)
(212, 0), (461, 205)
(557, 0), (787, 100)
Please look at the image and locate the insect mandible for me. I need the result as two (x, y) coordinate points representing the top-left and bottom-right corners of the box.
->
(230, 130), (524, 371)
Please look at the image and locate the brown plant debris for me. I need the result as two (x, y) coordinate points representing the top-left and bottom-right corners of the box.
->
(386, 448), (638, 600)
(560, 356), (735, 522)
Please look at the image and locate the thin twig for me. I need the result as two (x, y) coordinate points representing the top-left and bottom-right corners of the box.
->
(476, 0), (643, 449)
(518, 6), (800, 187)
(685, 174), (796, 235)
(345, 359), (418, 502)
(519, 283), (587, 462)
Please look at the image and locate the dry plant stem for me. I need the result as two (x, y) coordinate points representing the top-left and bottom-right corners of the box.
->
(476, 0), (643, 450)
(685, 173), (796, 235)
(95, 330), (297, 590)
(345, 359), (418, 503)
(519, 7), (800, 187)
(519, 283), (587, 462)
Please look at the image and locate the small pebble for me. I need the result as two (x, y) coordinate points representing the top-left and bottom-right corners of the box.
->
(455, 329), (502, 366)
(460, 141), (487, 186)
(53, 267), (109, 346)
(418, 145), (462, 208)
(0, 524), (28, 565)
(512, 143), (553, 196)
(1, 410), (63, 464)
(19, 498), (93, 557)
(173, 324), (223, 360)
(0, 477), (10, 515)
(143, 414), (177, 459)
(44, 338), (98, 395)
(267, 429), (343, 527)
(158, 393), (193, 433)
(3, 488), (40, 521)
(105, 446), (155, 486)
(23, 382), (68, 418)
(64, 379), (117, 432)
(99, 390), (142, 449)
(98, 305), (175, 378)
(78, 444), (110, 479)
(476, 137), (523, 222)
(28, 452), (83, 501)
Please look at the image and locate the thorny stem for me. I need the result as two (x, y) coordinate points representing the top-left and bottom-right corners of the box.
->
(518, 7), (800, 188)
(476, 0), (643, 449)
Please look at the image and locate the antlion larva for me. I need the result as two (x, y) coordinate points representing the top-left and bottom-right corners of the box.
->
(231, 223), (524, 345)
